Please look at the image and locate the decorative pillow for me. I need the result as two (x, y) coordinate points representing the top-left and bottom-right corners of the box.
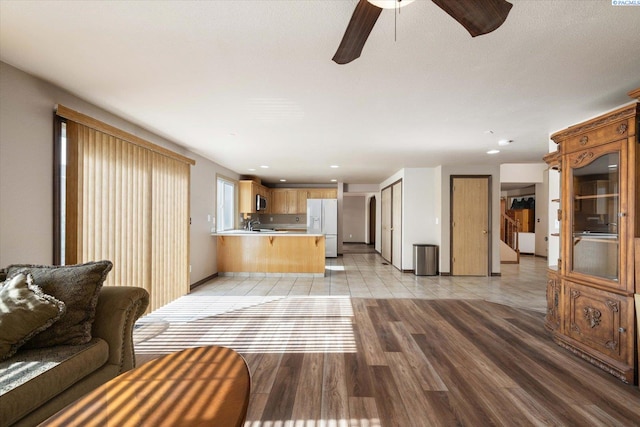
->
(0, 273), (66, 360)
(6, 261), (112, 348)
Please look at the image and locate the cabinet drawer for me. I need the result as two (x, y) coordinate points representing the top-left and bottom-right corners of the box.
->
(563, 119), (631, 153)
(564, 281), (634, 364)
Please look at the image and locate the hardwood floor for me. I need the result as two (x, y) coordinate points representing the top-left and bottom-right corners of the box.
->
(134, 254), (640, 426)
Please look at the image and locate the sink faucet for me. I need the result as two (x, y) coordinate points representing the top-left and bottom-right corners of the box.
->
(247, 219), (260, 231)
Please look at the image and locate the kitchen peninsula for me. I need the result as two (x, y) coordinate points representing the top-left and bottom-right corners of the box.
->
(216, 231), (326, 276)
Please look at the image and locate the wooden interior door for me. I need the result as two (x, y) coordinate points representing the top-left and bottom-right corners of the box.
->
(451, 176), (490, 276)
(381, 187), (392, 261)
(391, 181), (402, 270)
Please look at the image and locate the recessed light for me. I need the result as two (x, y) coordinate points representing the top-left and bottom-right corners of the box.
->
(330, 165), (339, 168)
(498, 139), (513, 146)
(487, 149), (500, 154)
(248, 168), (256, 172)
(330, 179), (337, 182)
(280, 179), (287, 182)
(260, 165), (269, 169)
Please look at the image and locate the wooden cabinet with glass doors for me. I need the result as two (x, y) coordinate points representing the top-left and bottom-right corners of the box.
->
(546, 95), (638, 384)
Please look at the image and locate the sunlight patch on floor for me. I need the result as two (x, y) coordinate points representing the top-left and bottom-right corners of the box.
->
(244, 418), (381, 427)
(135, 296), (356, 355)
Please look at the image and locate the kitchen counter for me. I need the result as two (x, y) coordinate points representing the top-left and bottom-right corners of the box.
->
(216, 232), (325, 276)
(214, 230), (316, 236)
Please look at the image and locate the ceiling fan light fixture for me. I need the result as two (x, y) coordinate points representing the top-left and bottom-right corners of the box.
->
(368, 0), (415, 9)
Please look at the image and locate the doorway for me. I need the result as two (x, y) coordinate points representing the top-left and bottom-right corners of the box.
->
(451, 176), (491, 276)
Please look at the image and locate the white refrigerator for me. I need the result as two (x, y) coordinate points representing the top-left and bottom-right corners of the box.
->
(307, 198), (338, 257)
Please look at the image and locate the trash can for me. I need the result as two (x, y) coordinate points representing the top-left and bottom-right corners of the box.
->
(413, 244), (438, 276)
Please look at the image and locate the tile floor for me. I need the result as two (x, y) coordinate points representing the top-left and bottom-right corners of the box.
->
(134, 252), (547, 360)
(190, 252), (547, 313)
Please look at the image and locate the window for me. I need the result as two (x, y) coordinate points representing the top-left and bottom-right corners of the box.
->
(217, 177), (236, 232)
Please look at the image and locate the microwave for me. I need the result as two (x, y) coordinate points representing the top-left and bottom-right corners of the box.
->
(256, 194), (267, 211)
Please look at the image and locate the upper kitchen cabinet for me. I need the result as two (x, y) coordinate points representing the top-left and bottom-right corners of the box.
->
(546, 96), (639, 384)
(270, 189), (299, 214)
(270, 188), (337, 214)
(307, 188), (337, 199)
(239, 180), (270, 214)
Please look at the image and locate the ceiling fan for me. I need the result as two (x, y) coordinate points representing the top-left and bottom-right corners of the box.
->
(332, 0), (513, 64)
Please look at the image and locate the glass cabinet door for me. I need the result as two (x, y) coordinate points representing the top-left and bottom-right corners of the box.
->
(570, 150), (620, 281)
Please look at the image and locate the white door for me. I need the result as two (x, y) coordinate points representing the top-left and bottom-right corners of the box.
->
(381, 187), (392, 262)
(391, 181), (402, 270)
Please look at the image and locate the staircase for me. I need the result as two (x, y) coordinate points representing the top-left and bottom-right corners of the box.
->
(501, 212), (520, 264)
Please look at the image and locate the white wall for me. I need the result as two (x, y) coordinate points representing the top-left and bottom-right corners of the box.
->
(500, 163), (547, 183)
(402, 168), (439, 271)
(0, 61), (232, 284)
(189, 154), (240, 283)
(342, 195), (366, 242)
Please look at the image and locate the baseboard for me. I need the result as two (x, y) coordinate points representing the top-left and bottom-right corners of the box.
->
(501, 261), (519, 264)
(190, 272), (218, 290)
(440, 272), (451, 276)
(491, 272), (502, 277)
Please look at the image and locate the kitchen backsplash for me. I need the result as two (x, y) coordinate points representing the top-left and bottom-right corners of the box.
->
(258, 214), (306, 227)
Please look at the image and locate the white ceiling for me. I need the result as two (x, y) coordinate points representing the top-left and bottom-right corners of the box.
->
(1, 1), (639, 185)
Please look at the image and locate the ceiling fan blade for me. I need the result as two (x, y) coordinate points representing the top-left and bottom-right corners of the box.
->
(431, 0), (512, 37)
(333, 0), (383, 65)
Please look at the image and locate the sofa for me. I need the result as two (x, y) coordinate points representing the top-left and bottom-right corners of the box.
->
(0, 262), (149, 426)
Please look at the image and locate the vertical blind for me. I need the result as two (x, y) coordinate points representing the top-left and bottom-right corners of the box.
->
(58, 105), (194, 312)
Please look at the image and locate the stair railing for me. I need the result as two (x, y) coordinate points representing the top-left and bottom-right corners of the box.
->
(501, 212), (520, 262)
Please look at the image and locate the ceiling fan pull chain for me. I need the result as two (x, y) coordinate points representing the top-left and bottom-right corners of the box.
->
(395, 0), (397, 42)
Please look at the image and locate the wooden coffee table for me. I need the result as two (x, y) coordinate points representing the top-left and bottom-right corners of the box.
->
(41, 346), (251, 427)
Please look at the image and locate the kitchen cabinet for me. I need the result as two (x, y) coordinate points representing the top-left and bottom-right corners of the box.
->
(296, 189), (308, 214)
(270, 188), (336, 214)
(563, 280), (634, 368)
(270, 189), (299, 214)
(239, 180), (270, 214)
(217, 233), (325, 275)
(545, 95), (638, 383)
(307, 188), (337, 199)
